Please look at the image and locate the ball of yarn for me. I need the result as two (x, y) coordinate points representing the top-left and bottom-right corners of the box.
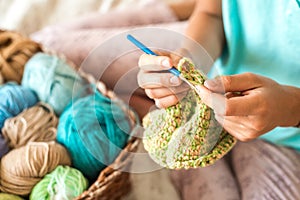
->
(57, 89), (131, 181)
(30, 165), (88, 200)
(0, 82), (38, 129)
(21, 52), (88, 115)
(2, 103), (58, 149)
(0, 141), (71, 196)
(0, 30), (41, 83)
(0, 193), (24, 200)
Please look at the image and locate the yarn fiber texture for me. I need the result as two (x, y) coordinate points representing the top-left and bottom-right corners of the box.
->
(0, 193), (24, 200)
(0, 30), (41, 83)
(21, 52), (88, 115)
(57, 89), (131, 181)
(143, 58), (236, 169)
(30, 165), (88, 200)
(2, 103), (58, 149)
(0, 141), (71, 196)
(0, 82), (38, 129)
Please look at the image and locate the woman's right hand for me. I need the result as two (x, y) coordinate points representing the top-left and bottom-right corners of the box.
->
(137, 54), (189, 108)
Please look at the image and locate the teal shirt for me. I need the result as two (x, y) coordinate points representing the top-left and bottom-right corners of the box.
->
(211, 0), (300, 151)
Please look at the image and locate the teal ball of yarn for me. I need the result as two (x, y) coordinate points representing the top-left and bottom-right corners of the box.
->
(57, 89), (131, 181)
(30, 165), (88, 200)
(21, 53), (88, 115)
(0, 193), (24, 200)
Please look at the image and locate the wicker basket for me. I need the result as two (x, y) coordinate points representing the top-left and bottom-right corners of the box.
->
(75, 137), (139, 200)
(0, 29), (140, 200)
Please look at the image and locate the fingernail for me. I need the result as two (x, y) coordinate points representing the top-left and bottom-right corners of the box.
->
(155, 100), (162, 108)
(204, 79), (218, 88)
(170, 76), (180, 85)
(162, 59), (171, 68)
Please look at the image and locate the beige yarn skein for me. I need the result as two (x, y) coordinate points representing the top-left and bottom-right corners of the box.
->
(0, 30), (42, 83)
(2, 103), (58, 149)
(0, 141), (71, 196)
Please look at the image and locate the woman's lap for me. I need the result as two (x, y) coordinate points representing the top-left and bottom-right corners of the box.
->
(170, 139), (300, 200)
(232, 139), (300, 200)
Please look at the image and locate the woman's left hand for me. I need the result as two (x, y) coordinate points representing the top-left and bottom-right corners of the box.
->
(197, 72), (300, 141)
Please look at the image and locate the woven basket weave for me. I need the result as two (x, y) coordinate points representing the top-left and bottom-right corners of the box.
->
(0, 29), (140, 200)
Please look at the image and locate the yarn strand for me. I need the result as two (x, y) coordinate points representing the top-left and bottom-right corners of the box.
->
(2, 103), (58, 149)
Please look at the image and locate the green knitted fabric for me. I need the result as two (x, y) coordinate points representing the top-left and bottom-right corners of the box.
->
(143, 58), (236, 169)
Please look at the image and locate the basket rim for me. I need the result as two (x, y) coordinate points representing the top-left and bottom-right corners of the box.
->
(74, 136), (140, 200)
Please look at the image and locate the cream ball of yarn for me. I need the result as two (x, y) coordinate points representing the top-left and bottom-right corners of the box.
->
(2, 103), (58, 149)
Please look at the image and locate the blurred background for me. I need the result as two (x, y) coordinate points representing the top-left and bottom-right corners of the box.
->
(0, 0), (180, 35)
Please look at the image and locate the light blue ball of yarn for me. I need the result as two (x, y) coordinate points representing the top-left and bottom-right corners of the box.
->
(21, 53), (88, 115)
(0, 82), (38, 129)
(57, 88), (131, 181)
(0, 82), (38, 158)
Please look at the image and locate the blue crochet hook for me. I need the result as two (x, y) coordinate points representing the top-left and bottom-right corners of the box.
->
(127, 34), (201, 95)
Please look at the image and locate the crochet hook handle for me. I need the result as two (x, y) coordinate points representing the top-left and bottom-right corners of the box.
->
(127, 34), (181, 76)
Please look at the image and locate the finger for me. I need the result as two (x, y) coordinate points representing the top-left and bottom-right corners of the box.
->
(196, 85), (227, 114)
(204, 73), (263, 93)
(154, 91), (187, 108)
(197, 85), (260, 116)
(216, 114), (253, 130)
(222, 95), (261, 116)
(138, 54), (172, 71)
(153, 50), (170, 57)
(225, 92), (243, 98)
(170, 52), (182, 66)
(222, 114), (267, 135)
(214, 114), (255, 142)
(154, 50), (182, 66)
(145, 86), (189, 99)
(138, 71), (182, 89)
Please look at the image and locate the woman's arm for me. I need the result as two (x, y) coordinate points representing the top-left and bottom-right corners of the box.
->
(168, 0), (196, 21)
(185, 0), (225, 60)
(137, 0), (225, 108)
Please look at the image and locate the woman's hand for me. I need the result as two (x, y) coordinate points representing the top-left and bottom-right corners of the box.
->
(137, 53), (190, 108)
(197, 72), (300, 141)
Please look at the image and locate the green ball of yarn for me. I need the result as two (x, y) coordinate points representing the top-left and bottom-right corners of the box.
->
(57, 88), (131, 181)
(30, 165), (88, 200)
(0, 193), (24, 200)
(21, 53), (88, 115)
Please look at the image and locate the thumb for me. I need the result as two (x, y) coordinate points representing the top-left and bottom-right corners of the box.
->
(204, 73), (262, 93)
